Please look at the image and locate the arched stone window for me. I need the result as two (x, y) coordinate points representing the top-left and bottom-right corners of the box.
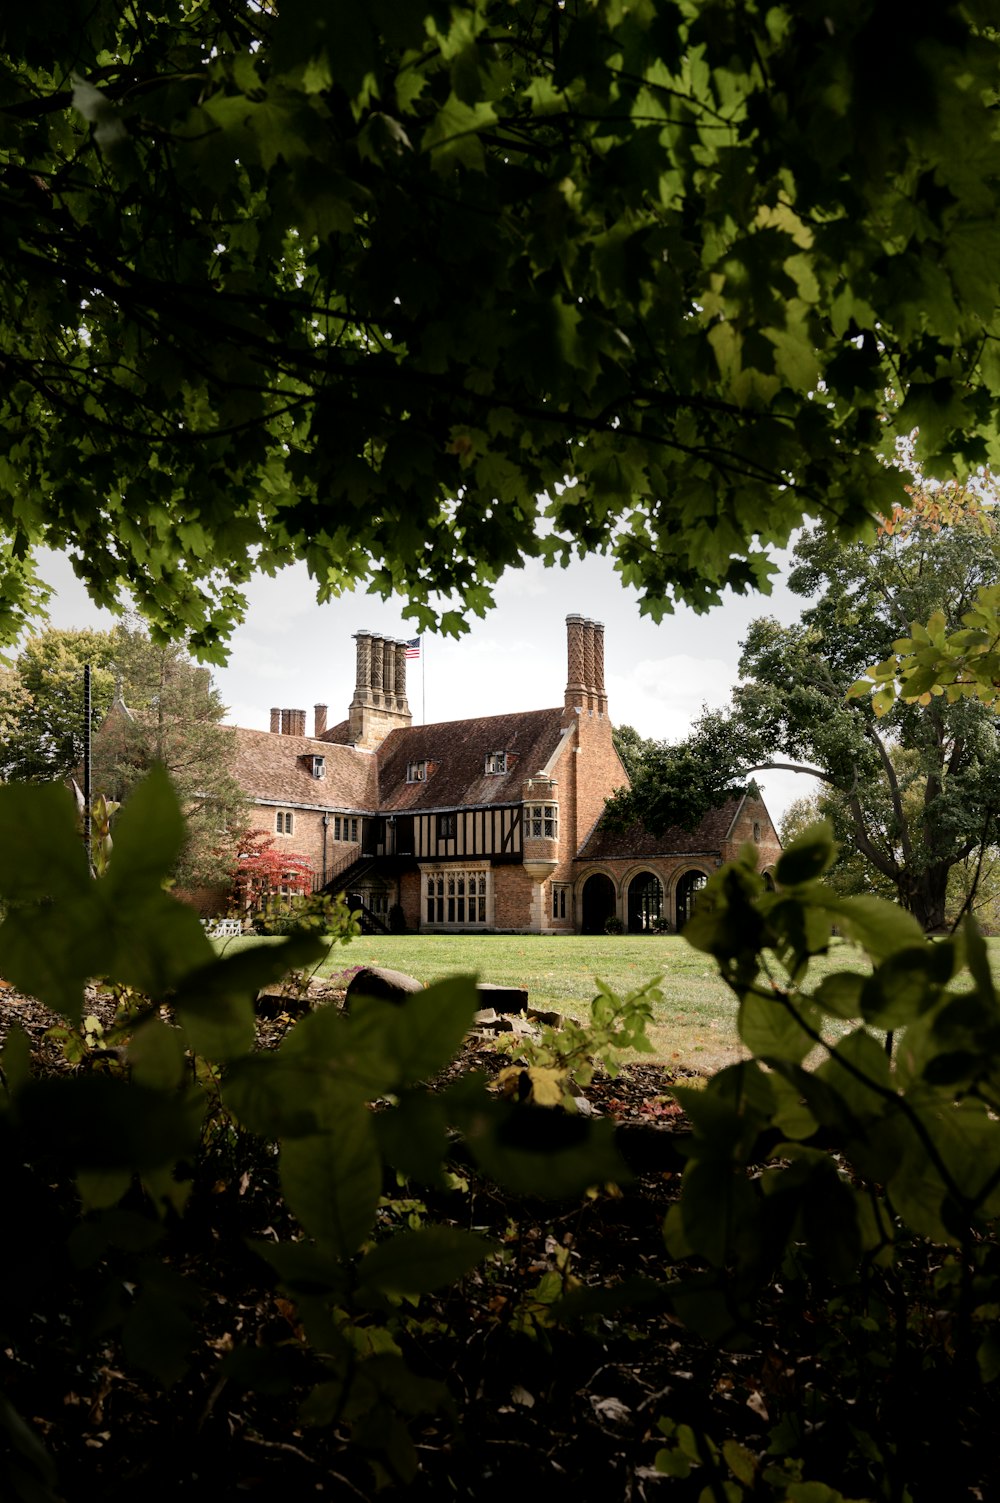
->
(627, 871), (663, 932)
(675, 869), (708, 928)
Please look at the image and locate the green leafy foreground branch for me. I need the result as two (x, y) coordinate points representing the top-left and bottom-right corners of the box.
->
(655, 824), (1000, 1500)
(2, 775), (1000, 1498)
(0, 770), (625, 1497)
(7, 5), (1000, 649)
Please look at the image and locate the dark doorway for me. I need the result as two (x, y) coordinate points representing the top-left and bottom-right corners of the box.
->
(675, 869), (707, 928)
(627, 872), (663, 932)
(361, 817), (384, 857)
(581, 873), (616, 934)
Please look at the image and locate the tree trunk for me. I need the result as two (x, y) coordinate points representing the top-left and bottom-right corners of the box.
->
(901, 866), (951, 933)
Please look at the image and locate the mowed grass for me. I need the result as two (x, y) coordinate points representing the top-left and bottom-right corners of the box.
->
(222, 931), (1000, 1074)
(323, 933), (863, 1072)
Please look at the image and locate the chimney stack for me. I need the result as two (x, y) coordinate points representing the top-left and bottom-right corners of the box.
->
(582, 620), (596, 708)
(593, 620), (607, 713)
(382, 640), (398, 711)
(564, 614), (606, 716)
(270, 707), (281, 733)
(565, 614), (587, 712)
(314, 703), (328, 738)
(394, 640), (410, 713)
(278, 709), (306, 736)
(348, 629), (414, 748)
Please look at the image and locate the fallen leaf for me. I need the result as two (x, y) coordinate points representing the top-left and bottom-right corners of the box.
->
(590, 1394), (631, 1425)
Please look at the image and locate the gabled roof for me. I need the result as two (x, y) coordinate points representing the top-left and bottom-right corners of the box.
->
(231, 727), (378, 811)
(375, 708), (568, 811)
(318, 718), (354, 745)
(575, 795), (749, 862)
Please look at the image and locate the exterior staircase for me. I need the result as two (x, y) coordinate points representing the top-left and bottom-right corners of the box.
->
(313, 848), (418, 934)
(312, 849), (379, 898)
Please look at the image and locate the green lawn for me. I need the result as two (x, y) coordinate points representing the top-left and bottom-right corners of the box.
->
(220, 931), (1000, 1074)
(325, 933), (879, 1071)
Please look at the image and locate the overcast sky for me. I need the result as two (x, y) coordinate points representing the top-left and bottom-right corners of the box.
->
(32, 545), (821, 829)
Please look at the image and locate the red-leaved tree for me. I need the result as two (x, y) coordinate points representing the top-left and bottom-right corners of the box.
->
(230, 828), (313, 913)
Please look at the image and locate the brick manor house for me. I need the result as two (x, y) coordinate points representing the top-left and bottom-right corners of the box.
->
(230, 616), (781, 934)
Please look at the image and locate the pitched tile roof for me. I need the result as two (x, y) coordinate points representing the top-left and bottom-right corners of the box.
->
(575, 796), (748, 862)
(375, 708), (569, 811)
(231, 728), (378, 810)
(317, 719), (354, 745)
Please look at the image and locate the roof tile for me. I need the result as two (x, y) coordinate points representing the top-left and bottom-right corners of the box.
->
(576, 797), (747, 861)
(231, 728), (378, 810)
(375, 709), (567, 810)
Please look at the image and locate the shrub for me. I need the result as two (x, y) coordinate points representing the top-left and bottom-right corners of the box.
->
(388, 902), (407, 934)
(0, 771), (627, 1497)
(255, 890), (358, 938)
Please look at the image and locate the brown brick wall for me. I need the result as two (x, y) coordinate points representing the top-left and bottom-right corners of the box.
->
(560, 707), (628, 854)
(493, 866), (537, 931)
(722, 796), (782, 873)
(399, 871), (423, 932)
(174, 882), (230, 918)
(244, 804), (360, 887)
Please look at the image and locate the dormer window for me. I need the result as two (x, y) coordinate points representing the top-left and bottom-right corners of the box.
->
(407, 760), (427, 783)
(485, 751), (507, 775)
(312, 756), (326, 780)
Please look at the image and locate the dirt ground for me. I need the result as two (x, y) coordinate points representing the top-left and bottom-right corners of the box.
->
(0, 981), (728, 1500)
(8, 983), (982, 1503)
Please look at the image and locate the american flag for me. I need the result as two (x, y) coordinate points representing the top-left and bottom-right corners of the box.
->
(404, 638), (421, 660)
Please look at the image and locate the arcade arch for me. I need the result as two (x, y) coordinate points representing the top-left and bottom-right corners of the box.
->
(627, 871), (663, 932)
(581, 872), (616, 934)
(675, 868), (708, 928)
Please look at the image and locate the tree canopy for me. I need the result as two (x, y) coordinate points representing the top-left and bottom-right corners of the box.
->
(0, 628), (117, 783)
(4, 2), (1000, 652)
(0, 624), (246, 886)
(610, 501), (1000, 930)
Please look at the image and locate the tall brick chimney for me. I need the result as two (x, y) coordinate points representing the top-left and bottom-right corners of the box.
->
(270, 709), (307, 736)
(348, 631), (413, 748)
(314, 704), (328, 738)
(565, 614), (587, 712)
(564, 615), (606, 715)
(593, 620), (607, 714)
